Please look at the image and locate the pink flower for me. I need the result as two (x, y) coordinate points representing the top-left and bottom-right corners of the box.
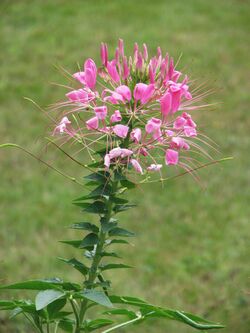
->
(131, 159), (143, 174)
(73, 72), (85, 85)
(170, 137), (190, 150)
(116, 85), (131, 101)
(94, 106), (107, 120)
(100, 43), (108, 66)
(139, 147), (148, 156)
(108, 147), (123, 159)
(173, 116), (187, 129)
(184, 126), (197, 137)
(107, 60), (120, 82)
(122, 56), (129, 80)
(103, 86), (131, 104)
(160, 91), (172, 116)
(120, 148), (133, 158)
(145, 117), (162, 134)
(118, 38), (124, 57)
(66, 89), (89, 103)
(104, 154), (110, 168)
(133, 83), (155, 104)
(84, 58), (97, 89)
(130, 128), (141, 143)
(147, 164), (162, 171)
(73, 59), (97, 90)
(143, 43), (148, 61)
(100, 126), (112, 134)
(169, 83), (182, 113)
(53, 116), (72, 135)
(165, 130), (175, 137)
(104, 147), (134, 169)
(86, 116), (99, 130)
(183, 112), (196, 128)
(165, 149), (179, 165)
(173, 113), (196, 131)
(110, 110), (122, 123)
(113, 124), (129, 139)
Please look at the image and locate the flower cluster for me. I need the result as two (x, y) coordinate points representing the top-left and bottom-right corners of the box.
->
(52, 39), (210, 178)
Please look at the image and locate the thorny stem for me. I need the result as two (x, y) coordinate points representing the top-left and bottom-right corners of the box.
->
(75, 179), (118, 333)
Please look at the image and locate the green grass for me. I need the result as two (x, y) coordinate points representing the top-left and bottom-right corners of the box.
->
(0, 0), (249, 332)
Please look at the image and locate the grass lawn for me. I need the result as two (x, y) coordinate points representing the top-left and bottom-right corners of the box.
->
(0, 0), (249, 332)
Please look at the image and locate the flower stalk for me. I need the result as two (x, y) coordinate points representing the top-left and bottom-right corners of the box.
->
(0, 40), (225, 333)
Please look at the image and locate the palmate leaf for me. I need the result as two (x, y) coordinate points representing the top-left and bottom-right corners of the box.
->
(108, 295), (224, 330)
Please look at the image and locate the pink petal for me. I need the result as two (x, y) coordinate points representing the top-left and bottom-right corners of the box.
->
(113, 124), (129, 139)
(86, 116), (99, 130)
(160, 91), (172, 116)
(131, 159), (143, 174)
(165, 149), (179, 165)
(94, 106), (107, 120)
(130, 128), (141, 143)
(147, 164), (162, 171)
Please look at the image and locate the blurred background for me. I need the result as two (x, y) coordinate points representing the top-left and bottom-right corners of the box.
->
(0, 0), (249, 332)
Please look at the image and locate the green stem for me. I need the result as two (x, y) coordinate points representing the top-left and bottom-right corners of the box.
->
(23, 313), (43, 333)
(54, 322), (59, 333)
(101, 314), (143, 333)
(76, 179), (118, 332)
(70, 298), (80, 333)
(46, 321), (50, 333)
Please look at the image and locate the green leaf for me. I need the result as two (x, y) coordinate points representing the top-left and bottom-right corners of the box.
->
(60, 239), (82, 248)
(73, 184), (112, 201)
(105, 308), (137, 320)
(75, 201), (107, 214)
(101, 222), (118, 233)
(101, 252), (121, 258)
(109, 295), (224, 330)
(70, 222), (99, 234)
(80, 290), (113, 308)
(59, 318), (74, 331)
(109, 227), (135, 237)
(100, 264), (132, 271)
(85, 318), (114, 331)
(109, 295), (148, 307)
(105, 239), (130, 246)
(0, 279), (80, 291)
(80, 233), (99, 249)
(120, 179), (136, 189)
(84, 172), (110, 183)
(9, 307), (23, 319)
(47, 298), (67, 318)
(35, 289), (65, 311)
(0, 300), (16, 310)
(113, 204), (137, 213)
(58, 258), (89, 275)
(109, 196), (129, 204)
